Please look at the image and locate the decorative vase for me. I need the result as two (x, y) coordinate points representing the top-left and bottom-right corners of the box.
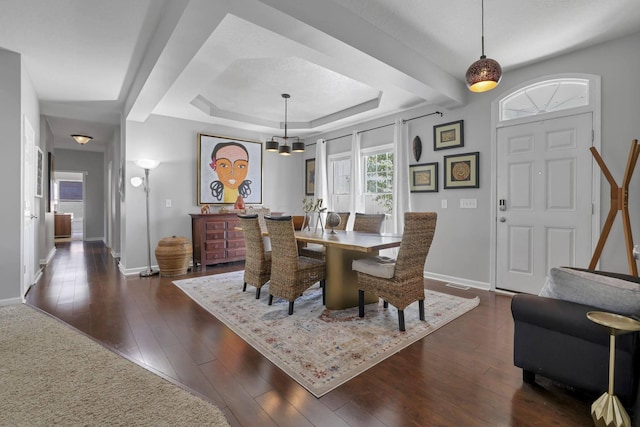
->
(155, 236), (192, 277)
(234, 195), (245, 210)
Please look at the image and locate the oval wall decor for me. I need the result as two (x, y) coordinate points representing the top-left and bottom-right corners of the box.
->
(413, 135), (423, 162)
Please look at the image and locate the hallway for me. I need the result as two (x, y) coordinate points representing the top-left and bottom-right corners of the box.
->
(26, 241), (592, 426)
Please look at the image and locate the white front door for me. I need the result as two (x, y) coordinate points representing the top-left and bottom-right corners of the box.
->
(496, 112), (594, 294)
(23, 115), (36, 297)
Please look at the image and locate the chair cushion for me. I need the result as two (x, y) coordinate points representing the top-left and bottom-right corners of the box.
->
(352, 256), (396, 279)
(539, 267), (640, 316)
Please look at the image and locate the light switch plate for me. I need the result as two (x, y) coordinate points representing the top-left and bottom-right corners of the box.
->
(441, 199), (447, 209)
(460, 198), (477, 209)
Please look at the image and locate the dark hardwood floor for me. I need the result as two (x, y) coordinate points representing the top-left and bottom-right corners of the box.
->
(27, 241), (593, 426)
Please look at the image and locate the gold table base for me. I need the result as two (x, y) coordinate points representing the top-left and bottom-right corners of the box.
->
(591, 392), (631, 427)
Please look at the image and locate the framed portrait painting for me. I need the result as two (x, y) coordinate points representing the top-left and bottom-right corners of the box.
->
(305, 158), (316, 196)
(409, 162), (438, 192)
(444, 152), (479, 189)
(197, 133), (263, 205)
(434, 120), (464, 151)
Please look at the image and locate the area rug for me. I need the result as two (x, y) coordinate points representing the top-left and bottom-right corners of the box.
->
(0, 304), (229, 427)
(174, 271), (480, 397)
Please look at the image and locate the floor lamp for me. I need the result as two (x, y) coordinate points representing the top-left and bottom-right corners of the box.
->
(131, 159), (160, 277)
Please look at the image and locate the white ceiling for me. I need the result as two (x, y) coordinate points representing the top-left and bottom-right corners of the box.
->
(2, 0), (640, 151)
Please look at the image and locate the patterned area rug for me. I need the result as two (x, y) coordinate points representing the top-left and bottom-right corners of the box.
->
(174, 271), (480, 397)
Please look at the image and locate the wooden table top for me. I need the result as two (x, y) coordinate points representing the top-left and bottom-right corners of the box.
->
(294, 230), (402, 253)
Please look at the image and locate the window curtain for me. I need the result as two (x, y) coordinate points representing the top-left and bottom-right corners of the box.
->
(392, 119), (412, 234)
(314, 138), (329, 209)
(348, 130), (364, 229)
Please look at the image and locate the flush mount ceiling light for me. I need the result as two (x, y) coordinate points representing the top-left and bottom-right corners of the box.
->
(71, 134), (93, 145)
(266, 94), (305, 155)
(465, 0), (502, 93)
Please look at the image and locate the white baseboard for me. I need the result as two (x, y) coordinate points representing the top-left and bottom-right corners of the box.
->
(84, 237), (105, 242)
(0, 298), (22, 307)
(40, 247), (56, 266)
(423, 271), (490, 291)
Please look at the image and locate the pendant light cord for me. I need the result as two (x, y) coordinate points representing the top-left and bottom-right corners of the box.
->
(480, 0), (486, 58)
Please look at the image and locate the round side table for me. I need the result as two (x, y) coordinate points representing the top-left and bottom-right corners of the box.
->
(587, 311), (640, 427)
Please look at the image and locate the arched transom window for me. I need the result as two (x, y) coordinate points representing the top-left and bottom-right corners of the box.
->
(499, 78), (589, 121)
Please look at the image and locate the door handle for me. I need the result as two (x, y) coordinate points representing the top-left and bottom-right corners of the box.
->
(499, 217), (506, 223)
(30, 214), (38, 219)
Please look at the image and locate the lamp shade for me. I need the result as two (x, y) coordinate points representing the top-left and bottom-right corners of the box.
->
(71, 134), (92, 145)
(466, 56), (502, 92)
(135, 159), (160, 170)
(292, 141), (305, 152)
(278, 145), (291, 155)
(265, 139), (279, 152)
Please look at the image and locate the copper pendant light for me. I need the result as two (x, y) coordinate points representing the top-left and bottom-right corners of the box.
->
(465, 0), (502, 92)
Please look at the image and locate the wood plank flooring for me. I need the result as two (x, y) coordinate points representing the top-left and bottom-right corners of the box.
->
(26, 241), (594, 426)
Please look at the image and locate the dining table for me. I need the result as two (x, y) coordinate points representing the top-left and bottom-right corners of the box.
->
(295, 230), (403, 310)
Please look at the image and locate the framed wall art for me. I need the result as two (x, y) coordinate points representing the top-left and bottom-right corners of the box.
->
(35, 146), (44, 198)
(305, 158), (316, 196)
(409, 162), (438, 192)
(47, 152), (55, 212)
(434, 120), (464, 151)
(197, 133), (263, 205)
(444, 152), (479, 189)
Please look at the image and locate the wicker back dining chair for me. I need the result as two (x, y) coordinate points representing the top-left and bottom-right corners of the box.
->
(353, 213), (386, 234)
(352, 212), (437, 331)
(237, 214), (271, 299)
(265, 215), (326, 315)
(299, 212), (351, 260)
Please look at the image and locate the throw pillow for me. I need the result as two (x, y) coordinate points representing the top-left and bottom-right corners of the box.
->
(539, 267), (640, 315)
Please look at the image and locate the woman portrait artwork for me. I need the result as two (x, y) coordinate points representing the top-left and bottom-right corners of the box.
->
(198, 134), (263, 205)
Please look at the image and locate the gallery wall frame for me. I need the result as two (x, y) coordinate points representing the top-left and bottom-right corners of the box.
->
(434, 120), (464, 151)
(409, 162), (438, 192)
(47, 152), (54, 212)
(35, 146), (44, 198)
(444, 152), (479, 189)
(197, 133), (263, 205)
(305, 158), (316, 196)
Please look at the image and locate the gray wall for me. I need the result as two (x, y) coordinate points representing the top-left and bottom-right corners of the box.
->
(0, 49), (41, 303)
(123, 115), (302, 273)
(53, 149), (105, 241)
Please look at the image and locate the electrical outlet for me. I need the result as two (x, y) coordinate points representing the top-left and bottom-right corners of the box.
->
(460, 198), (477, 209)
(165, 199), (172, 208)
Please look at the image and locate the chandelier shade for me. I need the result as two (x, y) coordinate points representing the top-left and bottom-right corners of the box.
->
(265, 139), (279, 152)
(71, 134), (92, 145)
(278, 144), (291, 155)
(465, 0), (502, 93)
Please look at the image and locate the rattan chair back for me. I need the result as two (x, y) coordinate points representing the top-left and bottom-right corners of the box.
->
(355, 212), (437, 330)
(264, 215), (326, 314)
(353, 213), (386, 233)
(237, 214), (271, 298)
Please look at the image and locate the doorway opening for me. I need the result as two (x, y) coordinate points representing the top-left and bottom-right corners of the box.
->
(53, 171), (85, 242)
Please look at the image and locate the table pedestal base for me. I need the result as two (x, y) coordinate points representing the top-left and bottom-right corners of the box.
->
(591, 392), (631, 427)
(324, 246), (377, 310)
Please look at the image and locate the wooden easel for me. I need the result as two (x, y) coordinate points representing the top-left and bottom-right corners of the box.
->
(589, 140), (640, 276)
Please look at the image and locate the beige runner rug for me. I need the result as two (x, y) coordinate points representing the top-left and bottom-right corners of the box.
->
(0, 304), (229, 426)
(174, 271), (480, 397)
